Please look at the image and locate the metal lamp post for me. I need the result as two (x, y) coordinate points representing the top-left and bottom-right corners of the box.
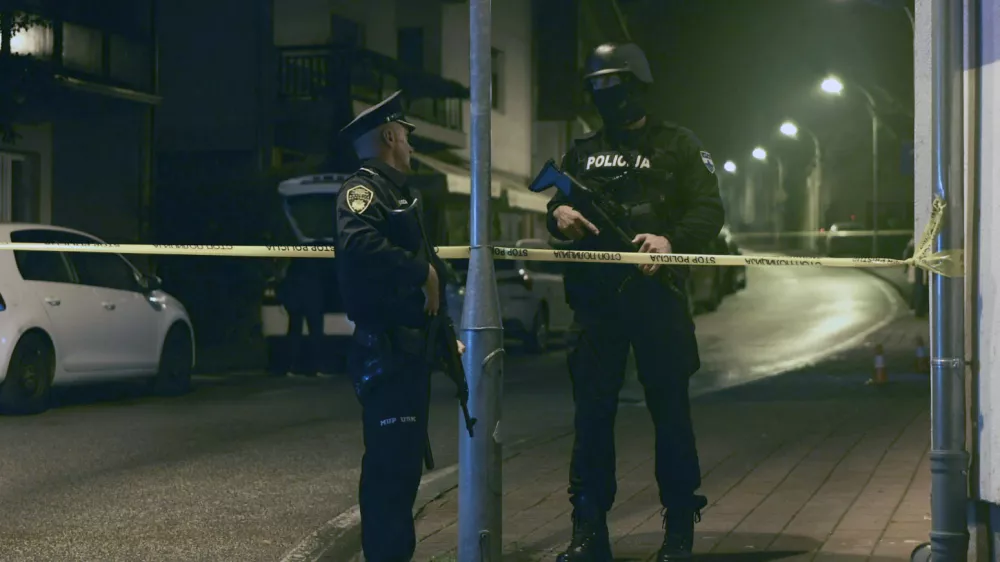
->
(458, 0), (505, 559)
(778, 120), (823, 251)
(820, 75), (882, 257)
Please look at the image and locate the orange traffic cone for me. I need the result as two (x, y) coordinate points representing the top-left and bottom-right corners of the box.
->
(869, 344), (888, 385)
(915, 337), (929, 374)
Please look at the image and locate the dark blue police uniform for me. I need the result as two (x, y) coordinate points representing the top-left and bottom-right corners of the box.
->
(546, 41), (725, 562)
(334, 91), (449, 562)
(548, 121), (724, 560)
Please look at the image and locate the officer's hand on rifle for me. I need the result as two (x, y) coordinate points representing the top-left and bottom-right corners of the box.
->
(633, 233), (672, 276)
(553, 205), (600, 240)
(424, 263), (441, 315)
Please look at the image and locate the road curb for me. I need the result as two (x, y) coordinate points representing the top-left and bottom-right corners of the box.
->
(278, 430), (575, 562)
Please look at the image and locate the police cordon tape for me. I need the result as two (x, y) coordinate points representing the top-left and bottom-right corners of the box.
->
(0, 197), (964, 278)
(733, 229), (913, 239)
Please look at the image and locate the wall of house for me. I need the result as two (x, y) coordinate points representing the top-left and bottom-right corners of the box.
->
(157, 0), (272, 163)
(1, 124), (53, 225)
(274, 0), (398, 57)
(440, 0), (534, 179)
(52, 102), (146, 244)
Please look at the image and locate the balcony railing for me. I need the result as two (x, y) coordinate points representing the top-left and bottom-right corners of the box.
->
(1, 13), (155, 96)
(277, 45), (468, 133)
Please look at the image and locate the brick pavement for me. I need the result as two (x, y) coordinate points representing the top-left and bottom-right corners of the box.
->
(411, 314), (931, 562)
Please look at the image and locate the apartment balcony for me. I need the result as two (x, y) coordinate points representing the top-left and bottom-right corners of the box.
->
(276, 45), (469, 152)
(1, 11), (159, 115)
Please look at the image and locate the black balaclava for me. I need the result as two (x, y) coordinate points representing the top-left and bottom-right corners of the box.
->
(590, 77), (646, 129)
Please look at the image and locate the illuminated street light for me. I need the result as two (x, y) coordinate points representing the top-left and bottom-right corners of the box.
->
(723, 160), (737, 173)
(819, 73), (883, 256)
(820, 76), (844, 95)
(779, 121), (799, 138)
(752, 147), (767, 161)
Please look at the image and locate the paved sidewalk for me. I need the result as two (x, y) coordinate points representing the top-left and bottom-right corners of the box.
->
(412, 315), (931, 561)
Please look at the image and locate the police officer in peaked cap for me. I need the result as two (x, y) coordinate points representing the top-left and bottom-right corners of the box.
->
(546, 43), (725, 562)
(334, 90), (461, 562)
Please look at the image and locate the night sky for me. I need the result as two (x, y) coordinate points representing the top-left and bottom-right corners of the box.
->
(617, 0), (915, 224)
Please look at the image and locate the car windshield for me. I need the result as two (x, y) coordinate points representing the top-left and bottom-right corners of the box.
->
(285, 194), (338, 240)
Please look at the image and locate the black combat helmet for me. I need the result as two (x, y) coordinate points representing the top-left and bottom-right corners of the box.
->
(583, 43), (653, 85)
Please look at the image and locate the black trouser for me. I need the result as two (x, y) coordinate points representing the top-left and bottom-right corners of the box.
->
(567, 275), (702, 513)
(286, 305), (324, 373)
(349, 327), (430, 562)
(282, 277), (325, 374)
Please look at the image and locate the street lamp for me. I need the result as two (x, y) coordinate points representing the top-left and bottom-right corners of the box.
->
(751, 147), (786, 243)
(723, 160), (737, 173)
(820, 74), (881, 257)
(821, 76), (845, 95)
(779, 121), (799, 138)
(778, 119), (824, 250)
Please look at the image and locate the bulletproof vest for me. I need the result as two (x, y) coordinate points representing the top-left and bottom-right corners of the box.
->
(573, 134), (680, 240)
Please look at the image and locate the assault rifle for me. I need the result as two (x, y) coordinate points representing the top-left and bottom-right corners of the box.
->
(528, 159), (682, 294)
(387, 199), (478, 469)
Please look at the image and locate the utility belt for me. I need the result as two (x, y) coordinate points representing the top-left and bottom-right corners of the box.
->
(353, 325), (428, 358)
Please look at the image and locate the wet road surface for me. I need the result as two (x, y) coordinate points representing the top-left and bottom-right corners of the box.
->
(0, 264), (900, 562)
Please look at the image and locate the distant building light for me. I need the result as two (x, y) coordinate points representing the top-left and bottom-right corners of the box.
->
(9, 19), (53, 58)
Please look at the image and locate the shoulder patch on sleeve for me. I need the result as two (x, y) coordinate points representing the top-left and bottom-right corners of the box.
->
(700, 151), (715, 174)
(346, 184), (375, 214)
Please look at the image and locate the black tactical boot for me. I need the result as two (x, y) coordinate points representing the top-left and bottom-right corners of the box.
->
(656, 495), (708, 562)
(555, 509), (613, 562)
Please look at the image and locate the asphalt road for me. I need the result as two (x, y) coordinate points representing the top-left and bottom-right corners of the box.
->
(0, 264), (900, 562)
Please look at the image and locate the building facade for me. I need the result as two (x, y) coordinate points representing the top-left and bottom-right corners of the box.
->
(0, 0), (158, 250)
(272, 0), (578, 246)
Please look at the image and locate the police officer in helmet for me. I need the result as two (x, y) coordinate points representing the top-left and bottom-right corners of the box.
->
(334, 90), (461, 562)
(548, 43), (724, 562)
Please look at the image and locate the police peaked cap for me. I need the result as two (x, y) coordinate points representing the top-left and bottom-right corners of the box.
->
(583, 43), (653, 84)
(340, 90), (416, 142)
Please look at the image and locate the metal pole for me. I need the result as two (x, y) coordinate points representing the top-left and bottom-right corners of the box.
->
(775, 155), (784, 247)
(851, 83), (881, 258)
(871, 110), (880, 258)
(811, 131), (822, 252)
(919, 0), (969, 559)
(458, 0), (504, 560)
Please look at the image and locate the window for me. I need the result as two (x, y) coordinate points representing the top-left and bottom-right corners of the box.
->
(284, 194), (337, 242)
(10, 230), (74, 283)
(59, 233), (141, 292)
(2, 152), (40, 223)
(62, 22), (103, 74)
(491, 48), (505, 111)
(397, 27), (424, 70)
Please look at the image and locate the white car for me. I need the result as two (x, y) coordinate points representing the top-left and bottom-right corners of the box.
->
(0, 224), (195, 415)
(446, 238), (575, 352)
